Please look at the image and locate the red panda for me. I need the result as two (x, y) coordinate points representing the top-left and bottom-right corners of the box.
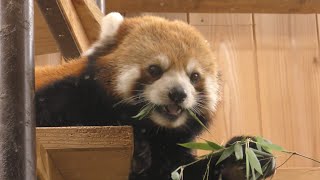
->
(36, 13), (275, 180)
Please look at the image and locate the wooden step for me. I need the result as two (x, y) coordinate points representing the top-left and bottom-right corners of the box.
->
(36, 126), (133, 180)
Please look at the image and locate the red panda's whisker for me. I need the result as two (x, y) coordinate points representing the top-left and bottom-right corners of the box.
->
(137, 82), (150, 86)
(190, 107), (202, 117)
(114, 94), (143, 107)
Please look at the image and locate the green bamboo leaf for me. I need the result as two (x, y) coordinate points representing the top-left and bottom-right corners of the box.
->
(261, 146), (272, 153)
(256, 143), (262, 152)
(251, 164), (256, 180)
(206, 140), (223, 150)
(179, 142), (216, 151)
(187, 109), (210, 133)
(254, 159), (273, 180)
(247, 148), (263, 175)
(132, 105), (154, 120)
(234, 142), (243, 160)
(255, 136), (284, 152)
(255, 136), (265, 145)
(216, 146), (235, 165)
(255, 137), (272, 153)
(251, 149), (273, 157)
(264, 143), (284, 151)
(246, 147), (250, 180)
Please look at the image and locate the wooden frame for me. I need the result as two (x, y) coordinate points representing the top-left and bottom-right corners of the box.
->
(36, 0), (103, 58)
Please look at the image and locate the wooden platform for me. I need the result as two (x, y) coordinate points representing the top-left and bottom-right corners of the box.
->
(36, 126), (133, 180)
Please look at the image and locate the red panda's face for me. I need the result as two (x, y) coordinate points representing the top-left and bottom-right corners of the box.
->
(88, 13), (220, 128)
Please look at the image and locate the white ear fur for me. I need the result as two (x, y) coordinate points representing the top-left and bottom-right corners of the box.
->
(82, 12), (124, 57)
(100, 12), (124, 39)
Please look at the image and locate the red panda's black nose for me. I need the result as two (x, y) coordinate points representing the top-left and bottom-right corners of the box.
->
(168, 86), (187, 104)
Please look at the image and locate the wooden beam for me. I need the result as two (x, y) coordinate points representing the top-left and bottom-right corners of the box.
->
(106, 0), (320, 13)
(57, 0), (90, 52)
(35, 3), (59, 55)
(72, 0), (103, 43)
(36, 126), (133, 180)
(36, 0), (104, 58)
(36, 0), (81, 58)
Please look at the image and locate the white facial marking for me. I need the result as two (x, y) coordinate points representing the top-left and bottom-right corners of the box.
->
(144, 70), (196, 108)
(187, 59), (204, 75)
(116, 66), (140, 99)
(82, 12), (124, 56)
(186, 59), (197, 74)
(156, 54), (170, 70)
(150, 111), (188, 128)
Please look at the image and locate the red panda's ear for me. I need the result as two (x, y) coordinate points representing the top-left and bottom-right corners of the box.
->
(82, 12), (124, 58)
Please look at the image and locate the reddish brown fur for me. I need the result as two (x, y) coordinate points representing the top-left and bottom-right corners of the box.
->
(35, 57), (87, 91)
(95, 16), (218, 97)
(36, 16), (218, 103)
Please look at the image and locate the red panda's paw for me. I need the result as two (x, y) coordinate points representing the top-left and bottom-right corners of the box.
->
(220, 136), (276, 180)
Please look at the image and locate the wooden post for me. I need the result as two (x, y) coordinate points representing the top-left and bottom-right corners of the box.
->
(0, 0), (35, 179)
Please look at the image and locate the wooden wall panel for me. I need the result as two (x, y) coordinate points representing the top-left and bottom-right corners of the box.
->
(271, 167), (320, 180)
(190, 14), (262, 149)
(254, 14), (320, 167)
(125, 12), (187, 22)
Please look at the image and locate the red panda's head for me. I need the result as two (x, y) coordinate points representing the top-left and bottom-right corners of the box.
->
(84, 13), (220, 129)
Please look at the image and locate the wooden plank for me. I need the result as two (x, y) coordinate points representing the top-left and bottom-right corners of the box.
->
(34, 2), (59, 55)
(72, 0), (103, 43)
(255, 14), (320, 167)
(57, 0), (90, 53)
(190, 14), (261, 154)
(37, 126), (133, 180)
(106, 0), (320, 13)
(270, 167), (320, 180)
(36, 0), (81, 58)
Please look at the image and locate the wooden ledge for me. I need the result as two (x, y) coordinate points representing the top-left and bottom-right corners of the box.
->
(36, 126), (133, 180)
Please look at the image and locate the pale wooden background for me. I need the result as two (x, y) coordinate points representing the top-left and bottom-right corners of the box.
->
(36, 13), (320, 168)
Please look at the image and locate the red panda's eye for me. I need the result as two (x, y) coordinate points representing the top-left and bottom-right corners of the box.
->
(190, 72), (200, 84)
(148, 65), (163, 78)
